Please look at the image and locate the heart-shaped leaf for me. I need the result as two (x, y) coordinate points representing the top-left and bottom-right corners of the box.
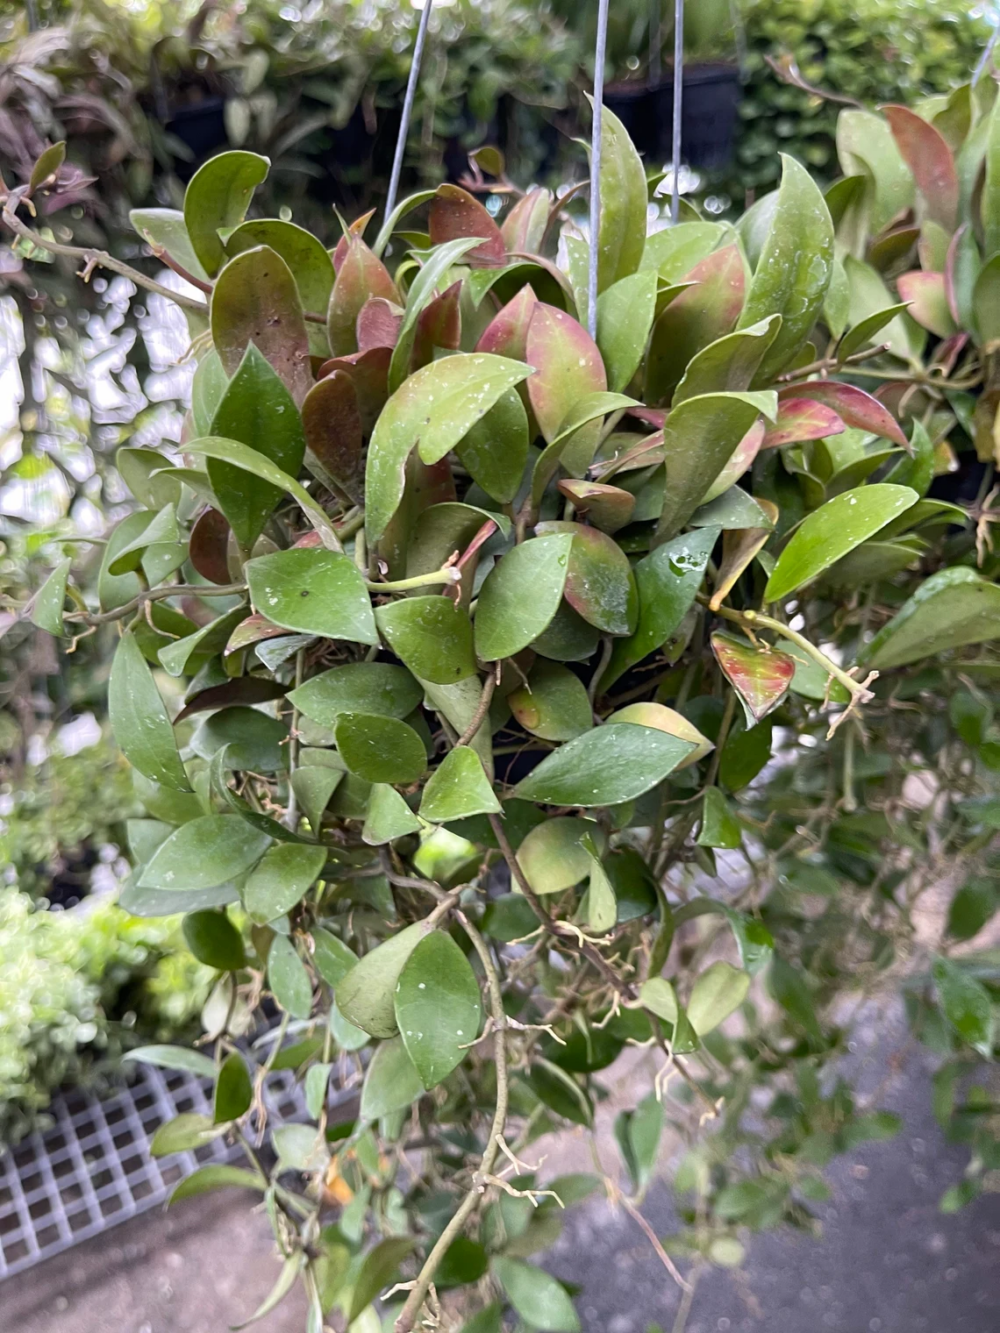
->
(246, 548), (376, 644)
(419, 746), (501, 822)
(362, 784), (422, 845)
(711, 633), (795, 724)
(395, 930), (483, 1087)
(474, 532), (573, 660)
(376, 595), (477, 684)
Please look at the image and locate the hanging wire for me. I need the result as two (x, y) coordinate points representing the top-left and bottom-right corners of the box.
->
(974, 5), (1000, 85)
(384, 0), (435, 223)
(671, 0), (685, 224)
(587, 0), (611, 338)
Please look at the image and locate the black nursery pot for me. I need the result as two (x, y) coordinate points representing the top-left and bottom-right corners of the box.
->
(621, 63), (741, 171)
(164, 96), (228, 177)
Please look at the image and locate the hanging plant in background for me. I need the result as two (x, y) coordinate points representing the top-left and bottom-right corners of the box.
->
(5, 59), (1000, 1331)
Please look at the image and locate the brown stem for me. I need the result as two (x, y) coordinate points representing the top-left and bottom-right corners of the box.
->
(64, 582), (245, 626)
(455, 673), (497, 748)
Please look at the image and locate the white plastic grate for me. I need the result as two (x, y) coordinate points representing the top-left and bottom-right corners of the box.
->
(0, 1061), (306, 1280)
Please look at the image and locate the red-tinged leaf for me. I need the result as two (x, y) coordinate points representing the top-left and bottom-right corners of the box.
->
(225, 612), (294, 655)
(645, 245), (746, 404)
(557, 479), (635, 533)
(316, 346), (390, 438)
(357, 296), (403, 352)
(626, 406), (666, 428)
(327, 236), (398, 356)
(535, 520), (638, 636)
(428, 184), (506, 267)
(302, 371), (363, 503)
(526, 304), (608, 474)
(931, 332), (969, 376)
(332, 209), (376, 273)
(211, 246), (312, 406)
(709, 499), (778, 611)
(501, 187), (552, 254)
(475, 284), (538, 359)
(883, 104), (958, 233)
(711, 632), (795, 723)
(703, 419), (766, 503)
(173, 677), (288, 724)
(411, 279), (462, 371)
(189, 508), (232, 585)
(896, 271), (957, 339)
(761, 399), (846, 450)
(778, 381), (908, 450)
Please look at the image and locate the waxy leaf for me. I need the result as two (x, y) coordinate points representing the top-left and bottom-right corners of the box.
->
(362, 784), (422, 844)
(244, 843), (327, 923)
(605, 526), (718, 690)
(607, 702), (713, 768)
(226, 218), (334, 320)
(596, 271), (658, 394)
(983, 97), (1000, 260)
(779, 380), (908, 450)
(896, 271), (956, 339)
(837, 302), (911, 363)
(359, 1036), (425, 1118)
(594, 101), (647, 292)
(420, 746), (501, 822)
(738, 156), (834, 384)
(511, 723), (696, 807)
(883, 105), (958, 233)
(765, 484), (917, 602)
(476, 283), (537, 359)
(334, 712), (426, 784)
(375, 596), (476, 684)
(140, 815), (270, 890)
(389, 237), (483, 391)
(709, 500), (779, 610)
(109, 632), (190, 792)
(933, 956), (994, 1057)
(184, 909), (246, 973)
(211, 246), (311, 405)
(131, 206), (209, 286)
(268, 934), (313, 1020)
(860, 567), (1000, 669)
(687, 961), (750, 1034)
(837, 108), (914, 234)
(183, 150), (269, 277)
(311, 927), (358, 989)
(501, 186), (551, 253)
(428, 184), (506, 266)
(701, 420), (766, 504)
(106, 504), (183, 579)
(493, 1258), (580, 1333)
(291, 765), (342, 832)
(189, 508), (232, 585)
(762, 397), (845, 449)
(395, 930), (482, 1087)
(169, 1165), (263, 1204)
(301, 371), (363, 504)
(645, 242), (747, 402)
(336, 921), (431, 1038)
(656, 393), (773, 543)
(582, 838), (617, 933)
(557, 479), (635, 533)
(697, 787), (743, 850)
(208, 344), (306, 549)
(317, 347), (390, 437)
(127, 1046), (217, 1080)
(516, 817), (605, 894)
(673, 316), (781, 404)
(535, 521), (637, 636)
(474, 532), (573, 660)
(508, 660), (593, 742)
(213, 1050), (253, 1124)
(455, 388), (529, 505)
(526, 304), (608, 474)
(531, 391), (638, 506)
(157, 607), (248, 680)
(327, 235), (398, 356)
(288, 662), (422, 727)
(246, 548), (377, 644)
(366, 352), (531, 544)
(30, 557), (70, 637)
(711, 634), (795, 724)
(418, 675), (494, 777)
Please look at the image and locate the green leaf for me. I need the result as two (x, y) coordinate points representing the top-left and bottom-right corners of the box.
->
(213, 1050), (253, 1123)
(106, 504), (183, 579)
(531, 391), (638, 506)
(655, 394), (772, 544)
(373, 188), (438, 256)
(474, 532), (573, 660)
(511, 724), (696, 807)
(639, 977), (679, 1023)
(417, 674), (494, 777)
(837, 109), (914, 235)
(765, 485), (917, 602)
(395, 930), (482, 1087)
(108, 631), (190, 792)
(516, 817), (605, 894)
(291, 766), (343, 831)
(596, 271), (658, 393)
(375, 596), (476, 684)
(183, 150), (269, 277)
(124, 1045), (217, 1079)
(226, 218), (334, 317)
(139, 815), (270, 890)
(687, 961), (750, 1035)
(361, 783), (421, 844)
(131, 206), (209, 285)
(697, 787), (742, 850)
(290, 664), (420, 731)
(268, 934), (313, 1019)
(947, 878), (998, 942)
(861, 566), (1000, 669)
(30, 557), (71, 636)
(246, 547), (376, 644)
(191, 349), (228, 436)
(838, 303), (912, 363)
(311, 928), (359, 989)
(151, 1112), (226, 1157)
(207, 344), (305, 549)
(455, 387), (529, 505)
(157, 607), (248, 680)
(493, 1257), (580, 1333)
(334, 712), (426, 784)
(211, 245), (311, 405)
(674, 316), (782, 404)
(29, 140), (66, 192)
(336, 921), (431, 1038)
(419, 746), (501, 822)
(933, 957), (995, 1056)
(244, 843), (327, 922)
(768, 957), (822, 1044)
(508, 660), (593, 741)
(614, 1093), (663, 1192)
(170, 1165), (263, 1205)
(192, 706), (289, 773)
(525, 306), (609, 476)
(535, 522), (637, 636)
(388, 237), (483, 392)
(605, 527), (718, 690)
(359, 1035), (425, 1118)
(347, 1236), (418, 1325)
(982, 97), (1000, 260)
(593, 101), (647, 292)
(581, 838), (617, 934)
(183, 909), (246, 971)
(738, 155), (834, 384)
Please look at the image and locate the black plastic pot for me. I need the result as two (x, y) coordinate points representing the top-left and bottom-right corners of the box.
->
(164, 96), (228, 177)
(607, 64), (741, 171)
